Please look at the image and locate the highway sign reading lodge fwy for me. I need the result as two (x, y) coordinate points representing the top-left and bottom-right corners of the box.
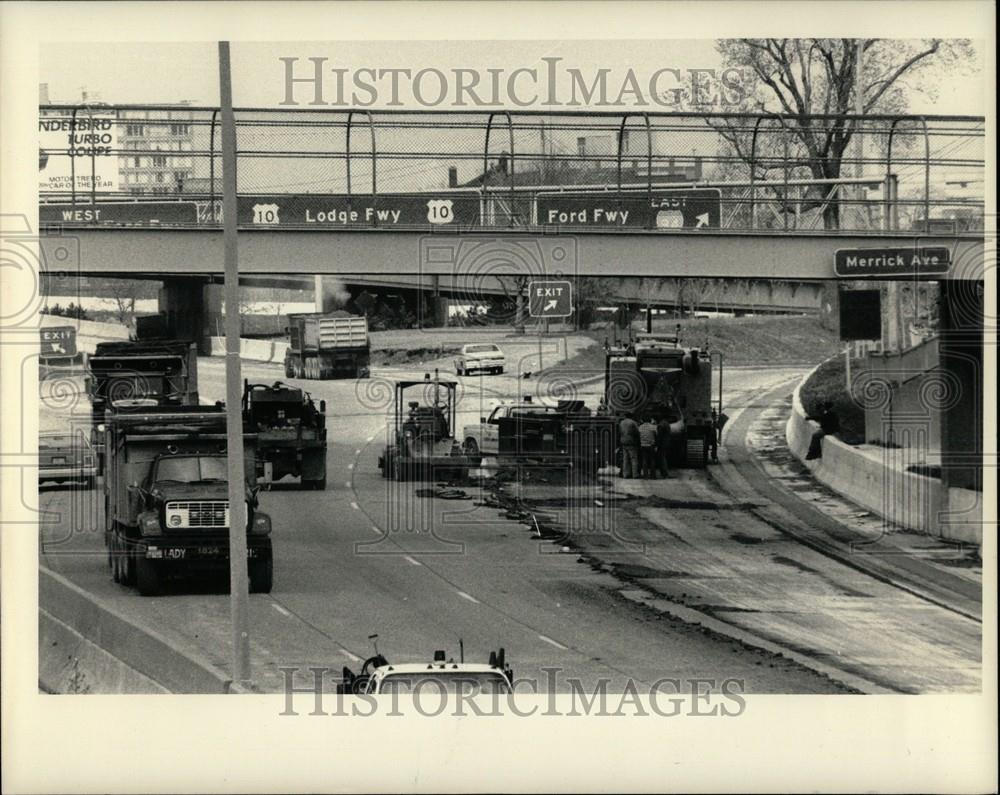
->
(529, 280), (573, 318)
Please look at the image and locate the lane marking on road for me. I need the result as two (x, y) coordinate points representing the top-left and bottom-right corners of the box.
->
(340, 648), (362, 663)
(404, 556), (422, 566)
(271, 603), (291, 617)
(345, 481), (352, 489)
(350, 501), (360, 510)
(347, 463), (354, 470)
(371, 526), (382, 535)
(456, 590), (480, 604)
(537, 634), (568, 650)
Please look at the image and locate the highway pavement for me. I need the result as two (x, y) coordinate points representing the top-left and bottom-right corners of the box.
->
(37, 348), (979, 694)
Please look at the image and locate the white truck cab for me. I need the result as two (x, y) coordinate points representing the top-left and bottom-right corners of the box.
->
(462, 401), (564, 457)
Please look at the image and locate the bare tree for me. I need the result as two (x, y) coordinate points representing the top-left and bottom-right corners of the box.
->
(109, 279), (142, 326)
(494, 274), (531, 333)
(713, 38), (975, 228)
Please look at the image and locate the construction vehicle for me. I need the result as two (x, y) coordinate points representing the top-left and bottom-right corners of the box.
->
(378, 371), (469, 481)
(85, 339), (200, 475)
(103, 405), (272, 596)
(338, 641), (514, 694)
(461, 396), (616, 474)
(242, 380), (327, 490)
(602, 327), (722, 467)
(284, 311), (370, 380)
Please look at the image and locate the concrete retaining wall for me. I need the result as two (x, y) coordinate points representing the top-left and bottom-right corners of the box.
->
(209, 336), (289, 365)
(39, 567), (237, 694)
(786, 370), (981, 546)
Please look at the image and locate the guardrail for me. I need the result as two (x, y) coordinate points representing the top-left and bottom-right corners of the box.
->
(39, 106), (984, 234)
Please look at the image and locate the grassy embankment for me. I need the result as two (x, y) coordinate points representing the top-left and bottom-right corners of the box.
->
(798, 357), (866, 445)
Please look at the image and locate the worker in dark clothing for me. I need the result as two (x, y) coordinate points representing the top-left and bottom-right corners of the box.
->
(708, 408), (728, 463)
(655, 415), (673, 478)
(805, 401), (840, 460)
(638, 416), (658, 479)
(618, 414), (641, 479)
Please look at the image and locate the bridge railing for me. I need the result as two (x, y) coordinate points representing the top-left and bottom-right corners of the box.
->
(38, 106), (985, 234)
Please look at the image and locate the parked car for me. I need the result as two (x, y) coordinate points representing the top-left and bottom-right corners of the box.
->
(455, 343), (505, 376)
(38, 431), (97, 487)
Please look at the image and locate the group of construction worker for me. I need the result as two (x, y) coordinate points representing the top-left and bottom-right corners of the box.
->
(617, 413), (674, 479)
(616, 408), (726, 479)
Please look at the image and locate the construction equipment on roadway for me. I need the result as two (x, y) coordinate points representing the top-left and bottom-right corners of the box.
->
(284, 311), (370, 380)
(242, 380), (328, 489)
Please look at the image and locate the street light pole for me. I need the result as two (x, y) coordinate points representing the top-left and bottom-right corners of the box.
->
(218, 40), (251, 684)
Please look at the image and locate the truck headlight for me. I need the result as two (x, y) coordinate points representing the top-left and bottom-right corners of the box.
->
(139, 513), (163, 536)
(251, 513), (271, 535)
(168, 513), (182, 527)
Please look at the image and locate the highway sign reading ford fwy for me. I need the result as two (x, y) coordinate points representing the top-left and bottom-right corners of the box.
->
(40, 326), (77, 357)
(835, 247), (951, 278)
(529, 280), (573, 318)
(537, 188), (721, 229)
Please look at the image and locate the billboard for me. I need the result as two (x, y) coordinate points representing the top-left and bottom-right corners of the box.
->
(39, 113), (119, 193)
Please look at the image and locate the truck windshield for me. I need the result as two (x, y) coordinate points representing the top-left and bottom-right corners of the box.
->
(153, 456), (227, 483)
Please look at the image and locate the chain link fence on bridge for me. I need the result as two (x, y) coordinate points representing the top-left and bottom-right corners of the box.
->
(38, 106), (985, 234)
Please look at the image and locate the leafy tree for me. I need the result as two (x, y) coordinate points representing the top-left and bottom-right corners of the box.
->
(712, 38), (976, 228)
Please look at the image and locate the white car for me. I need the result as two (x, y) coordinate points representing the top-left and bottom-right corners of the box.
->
(455, 343), (505, 376)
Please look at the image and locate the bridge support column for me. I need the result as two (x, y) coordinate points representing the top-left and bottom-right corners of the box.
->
(158, 278), (213, 355)
(939, 280), (983, 493)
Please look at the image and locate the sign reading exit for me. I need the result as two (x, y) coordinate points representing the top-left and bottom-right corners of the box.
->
(528, 280), (573, 318)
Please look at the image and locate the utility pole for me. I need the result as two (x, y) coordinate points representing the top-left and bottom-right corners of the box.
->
(218, 40), (251, 685)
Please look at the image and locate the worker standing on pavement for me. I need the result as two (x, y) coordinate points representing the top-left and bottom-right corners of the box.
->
(656, 415), (673, 478)
(618, 414), (641, 479)
(638, 416), (658, 479)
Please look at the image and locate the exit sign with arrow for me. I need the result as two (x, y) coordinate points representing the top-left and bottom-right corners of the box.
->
(40, 326), (77, 357)
(528, 280), (573, 318)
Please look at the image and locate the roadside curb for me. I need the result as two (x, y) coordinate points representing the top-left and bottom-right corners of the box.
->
(39, 566), (245, 694)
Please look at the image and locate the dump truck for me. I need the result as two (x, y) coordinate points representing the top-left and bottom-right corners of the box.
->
(602, 331), (722, 467)
(284, 311), (370, 380)
(378, 371), (469, 481)
(242, 380), (328, 489)
(103, 405), (273, 596)
(85, 339), (200, 475)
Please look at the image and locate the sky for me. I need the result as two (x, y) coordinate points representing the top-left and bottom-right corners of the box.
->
(39, 39), (987, 115)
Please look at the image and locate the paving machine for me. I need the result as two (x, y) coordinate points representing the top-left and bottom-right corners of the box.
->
(603, 329), (722, 467)
(242, 380), (328, 490)
(378, 370), (469, 481)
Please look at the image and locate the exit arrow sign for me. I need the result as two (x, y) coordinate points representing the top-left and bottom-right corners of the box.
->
(528, 280), (573, 318)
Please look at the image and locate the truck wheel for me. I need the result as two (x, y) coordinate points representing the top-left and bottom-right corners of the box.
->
(136, 557), (162, 596)
(123, 538), (137, 587)
(110, 532), (121, 583)
(311, 476), (327, 490)
(249, 546), (273, 594)
(393, 456), (408, 481)
(496, 366), (504, 374)
(685, 436), (708, 469)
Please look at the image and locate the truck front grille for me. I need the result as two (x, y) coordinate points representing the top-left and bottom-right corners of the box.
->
(165, 500), (229, 529)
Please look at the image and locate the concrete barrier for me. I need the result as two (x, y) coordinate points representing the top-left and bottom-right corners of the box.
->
(209, 336), (288, 365)
(785, 370), (981, 545)
(39, 567), (237, 694)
